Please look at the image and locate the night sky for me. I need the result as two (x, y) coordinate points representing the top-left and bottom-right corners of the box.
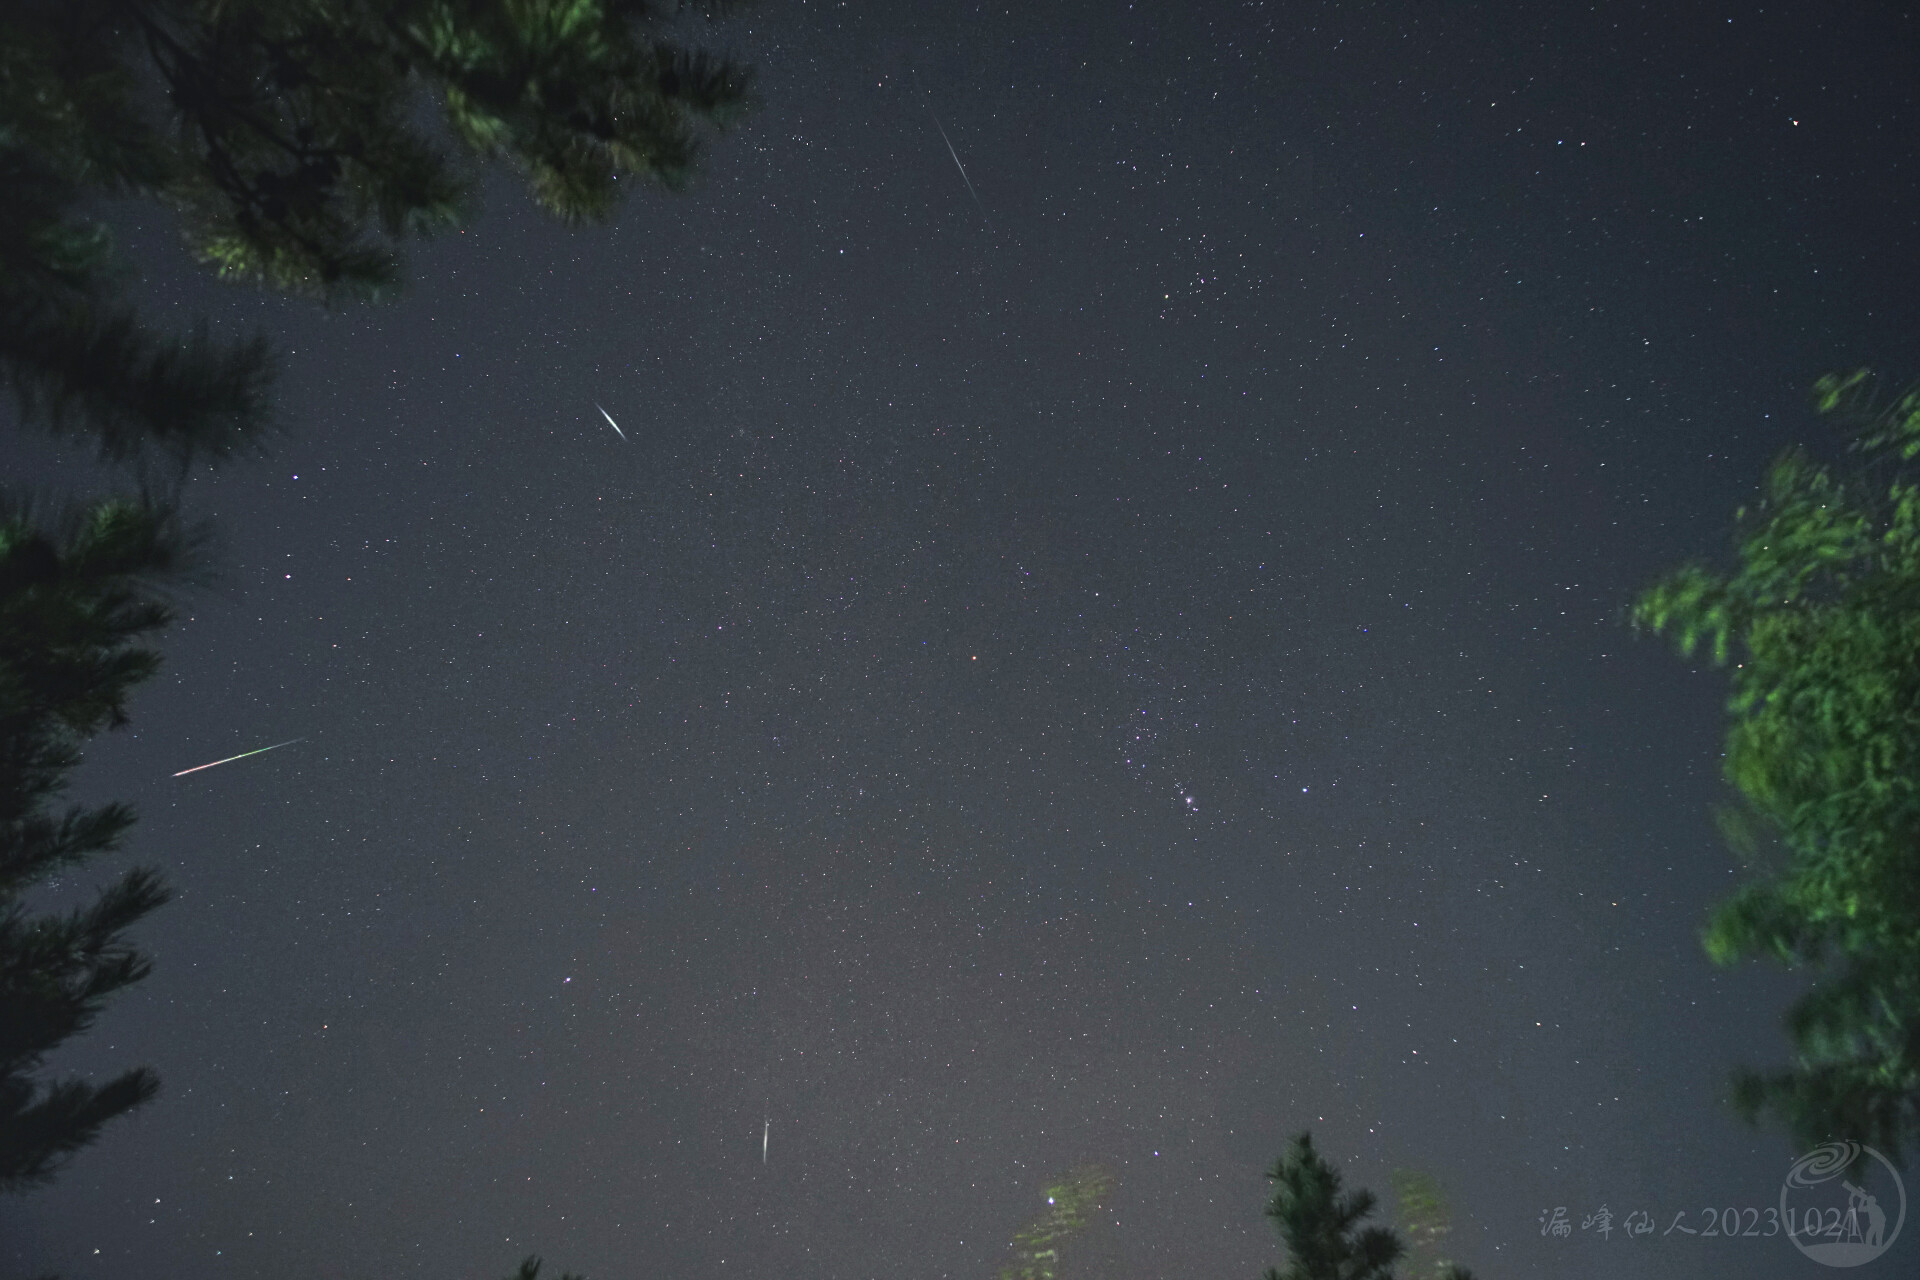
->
(8, 2), (1920, 1277)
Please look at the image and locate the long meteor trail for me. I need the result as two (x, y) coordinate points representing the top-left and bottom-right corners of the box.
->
(597, 404), (626, 440)
(926, 105), (993, 232)
(173, 738), (303, 777)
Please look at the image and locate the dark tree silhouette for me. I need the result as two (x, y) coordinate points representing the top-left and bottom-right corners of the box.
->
(0, 496), (195, 1191)
(2, 9), (749, 1272)
(1263, 1133), (1475, 1280)
(505, 1256), (584, 1280)
(2, 0), (752, 470)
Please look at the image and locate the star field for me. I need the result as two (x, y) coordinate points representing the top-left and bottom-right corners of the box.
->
(7, 3), (1920, 1278)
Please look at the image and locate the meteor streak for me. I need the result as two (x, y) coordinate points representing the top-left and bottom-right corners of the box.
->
(926, 105), (993, 232)
(597, 404), (626, 440)
(762, 1117), (769, 1165)
(172, 738), (303, 777)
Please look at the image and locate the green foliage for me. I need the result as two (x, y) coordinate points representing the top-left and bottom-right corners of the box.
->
(0, 496), (195, 1192)
(1390, 1169), (1459, 1280)
(2, 0), (751, 467)
(1634, 371), (1920, 1163)
(996, 1164), (1114, 1280)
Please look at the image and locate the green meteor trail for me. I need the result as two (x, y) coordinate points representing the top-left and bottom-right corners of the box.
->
(172, 738), (304, 777)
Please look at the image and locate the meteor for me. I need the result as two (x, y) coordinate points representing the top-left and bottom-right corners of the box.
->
(597, 404), (626, 440)
(926, 106), (993, 233)
(172, 738), (304, 778)
(763, 1117), (769, 1165)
